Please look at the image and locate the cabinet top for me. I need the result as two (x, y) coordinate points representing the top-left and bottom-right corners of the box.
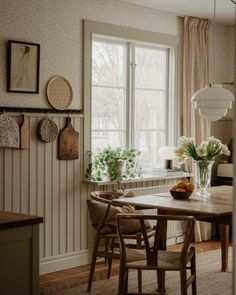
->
(0, 211), (43, 230)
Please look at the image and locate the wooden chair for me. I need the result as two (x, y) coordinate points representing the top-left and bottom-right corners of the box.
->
(117, 214), (196, 295)
(87, 191), (156, 292)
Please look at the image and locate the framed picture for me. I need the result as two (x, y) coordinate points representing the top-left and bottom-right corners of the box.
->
(7, 40), (40, 93)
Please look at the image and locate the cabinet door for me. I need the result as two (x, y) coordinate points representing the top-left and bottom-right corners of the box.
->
(0, 225), (39, 295)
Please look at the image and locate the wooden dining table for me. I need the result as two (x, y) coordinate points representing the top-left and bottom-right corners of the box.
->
(112, 185), (232, 293)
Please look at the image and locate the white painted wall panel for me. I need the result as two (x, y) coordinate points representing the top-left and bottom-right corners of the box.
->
(51, 117), (60, 257)
(12, 148), (21, 213)
(4, 149), (13, 211)
(0, 114), (83, 266)
(59, 119), (68, 255)
(0, 150), (4, 209)
(44, 135), (53, 258)
(74, 120), (82, 251)
(29, 117), (38, 215)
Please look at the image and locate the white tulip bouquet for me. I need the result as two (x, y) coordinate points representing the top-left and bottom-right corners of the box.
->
(174, 136), (230, 164)
(174, 136), (231, 197)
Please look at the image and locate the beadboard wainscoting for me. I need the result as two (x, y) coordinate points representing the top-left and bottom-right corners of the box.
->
(0, 113), (83, 274)
(0, 113), (184, 274)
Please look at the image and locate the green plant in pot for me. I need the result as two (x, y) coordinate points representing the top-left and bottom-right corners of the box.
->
(85, 146), (141, 183)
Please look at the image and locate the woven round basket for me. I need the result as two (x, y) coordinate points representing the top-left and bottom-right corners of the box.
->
(38, 118), (58, 143)
(46, 76), (73, 110)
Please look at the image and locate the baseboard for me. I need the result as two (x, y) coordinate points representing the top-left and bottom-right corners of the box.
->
(167, 233), (185, 245)
(40, 237), (183, 275)
(167, 237), (177, 245)
(39, 249), (92, 275)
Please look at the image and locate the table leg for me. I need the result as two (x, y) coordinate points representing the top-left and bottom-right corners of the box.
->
(220, 224), (229, 272)
(157, 211), (167, 294)
(157, 270), (166, 295)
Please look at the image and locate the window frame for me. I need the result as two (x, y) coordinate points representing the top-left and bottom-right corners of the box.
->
(83, 20), (179, 176)
(131, 43), (170, 156)
(91, 36), (128, 149)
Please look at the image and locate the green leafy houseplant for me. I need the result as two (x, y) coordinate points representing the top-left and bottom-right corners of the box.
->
(85, 147), (141, 183)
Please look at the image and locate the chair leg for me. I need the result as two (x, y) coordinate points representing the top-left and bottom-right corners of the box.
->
(118, 266), (128, 295)
(105, 237), (109, 263)
(87, 236), (100, 291)
(157, 270), (166, 295)
(138, 269), (142, 294)
(191, 253), (197, 295)
(125, 269), (128, 293)
(180, 268), (187, 295)
(107, 237), (115, 279)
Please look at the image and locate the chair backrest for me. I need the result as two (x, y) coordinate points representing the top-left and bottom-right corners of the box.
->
(90, 191), (124, 205)
(89, 191), (154, 235)
(88, 191), (124, 234)
(116, 214), (195, 267)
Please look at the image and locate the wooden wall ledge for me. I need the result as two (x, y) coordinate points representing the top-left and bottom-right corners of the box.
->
(0, 107), (83, 115)
(85, 172), (191, 186)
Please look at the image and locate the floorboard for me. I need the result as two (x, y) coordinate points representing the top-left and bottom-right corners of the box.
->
(40, 239), (226, 294)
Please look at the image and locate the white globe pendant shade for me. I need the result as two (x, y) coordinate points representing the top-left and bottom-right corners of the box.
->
(191, 84), (234, 121)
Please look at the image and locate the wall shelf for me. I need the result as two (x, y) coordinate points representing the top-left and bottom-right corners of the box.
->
(0, 107), (83, 114)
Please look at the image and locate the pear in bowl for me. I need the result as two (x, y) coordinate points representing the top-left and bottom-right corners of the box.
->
(170, 181), (194, 200)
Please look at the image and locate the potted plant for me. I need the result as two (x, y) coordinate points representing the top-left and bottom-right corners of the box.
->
(85, 147), (141, 183)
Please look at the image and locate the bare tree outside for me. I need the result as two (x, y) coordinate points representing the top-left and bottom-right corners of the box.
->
(92, 40), (126, 150)
(91, 38), (168, 169)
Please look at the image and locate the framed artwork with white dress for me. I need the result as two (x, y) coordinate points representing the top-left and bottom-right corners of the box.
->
(7, 40), (40, 93)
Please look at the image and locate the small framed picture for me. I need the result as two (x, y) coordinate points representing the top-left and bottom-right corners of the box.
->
(7, 40), (40, 93)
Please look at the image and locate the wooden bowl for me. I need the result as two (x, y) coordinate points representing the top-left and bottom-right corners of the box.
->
(170, 190), (192, 200)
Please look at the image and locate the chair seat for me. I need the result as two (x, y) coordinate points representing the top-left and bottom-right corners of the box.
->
(97, 250), (120, 260)
(117, 214), (196, 295)
(96, 223), (155, 235)
(126, 249), (194, 271)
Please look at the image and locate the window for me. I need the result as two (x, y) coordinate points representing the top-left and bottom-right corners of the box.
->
(92, 39), (127, 149)
(133, 45), (168, 169)
(84, 21), (178, 170)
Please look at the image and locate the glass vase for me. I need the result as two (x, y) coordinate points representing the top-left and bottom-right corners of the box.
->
(194, 160), (214, 198)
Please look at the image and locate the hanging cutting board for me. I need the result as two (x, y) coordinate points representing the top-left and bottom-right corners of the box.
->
(20, 115), (29, 150)
(58, 117), (79, 160)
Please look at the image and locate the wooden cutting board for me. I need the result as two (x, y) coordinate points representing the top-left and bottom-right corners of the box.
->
(58, 117), (79, 160)
(20, 115), (29, 149)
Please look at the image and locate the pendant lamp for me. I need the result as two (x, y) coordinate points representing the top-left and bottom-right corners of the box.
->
(191, 0), (235, 121)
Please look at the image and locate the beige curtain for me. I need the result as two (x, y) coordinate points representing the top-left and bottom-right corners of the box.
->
(182, 16), (211, 241)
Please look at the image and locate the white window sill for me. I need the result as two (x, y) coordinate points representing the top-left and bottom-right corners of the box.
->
(84, 171), (192, 186)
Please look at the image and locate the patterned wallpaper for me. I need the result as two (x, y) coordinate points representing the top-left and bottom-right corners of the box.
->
(209, 23), (235, 84)
(209, 23), (235, 119)
(0, 0), (181, 109)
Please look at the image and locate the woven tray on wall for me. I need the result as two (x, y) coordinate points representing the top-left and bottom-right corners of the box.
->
(46, 76), (73, 110)
(38, 117), (58, 143)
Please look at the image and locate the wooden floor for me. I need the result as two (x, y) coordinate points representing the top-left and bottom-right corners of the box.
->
(40, 239), (225, 294)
